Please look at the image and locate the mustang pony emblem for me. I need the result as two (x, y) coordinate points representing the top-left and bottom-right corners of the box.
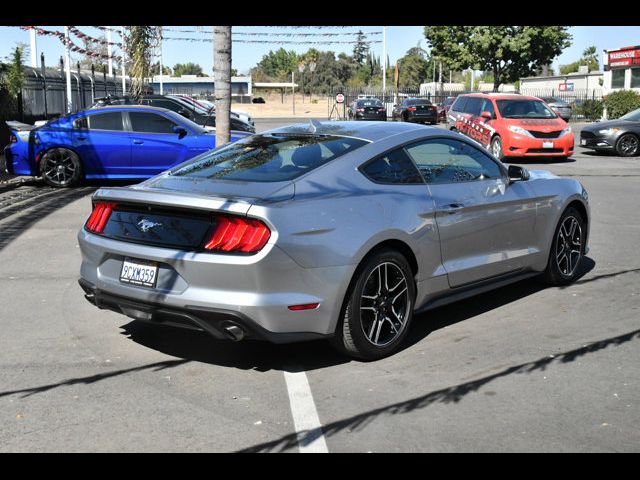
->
(137, 219), (163, 233)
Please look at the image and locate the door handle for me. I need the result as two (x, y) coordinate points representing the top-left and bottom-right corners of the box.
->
(439, 203), (464, 214)
(133, 140), (144, 145)
(77, 136), (87, 141)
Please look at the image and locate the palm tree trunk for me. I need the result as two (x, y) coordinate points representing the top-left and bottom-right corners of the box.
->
(214, 26), (232, 146)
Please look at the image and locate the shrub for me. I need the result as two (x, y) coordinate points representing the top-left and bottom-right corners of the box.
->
(577, 99), (604, 122)
(603, 90), (640, 119)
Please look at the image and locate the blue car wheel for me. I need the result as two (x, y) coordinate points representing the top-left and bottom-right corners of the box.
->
(40, 148), (83, 188)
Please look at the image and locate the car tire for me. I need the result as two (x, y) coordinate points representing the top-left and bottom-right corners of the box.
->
(615, 133), (639, 157)
(331, 249), (416, 360)
(39, 148), (83, 188)
(490, 136), (504, 160)
(542, 207), (586, 286)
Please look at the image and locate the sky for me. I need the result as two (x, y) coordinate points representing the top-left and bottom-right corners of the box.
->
(1, 26), (639, 77)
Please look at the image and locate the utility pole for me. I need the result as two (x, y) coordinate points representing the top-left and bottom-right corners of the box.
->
(107, 27), (113, 77)
(382, 26), (387, 92)
(120, 26), (126, 95)
(292, 71), (295, 116)
(64, 27), (73, 113)
(30, 29), (37, 68)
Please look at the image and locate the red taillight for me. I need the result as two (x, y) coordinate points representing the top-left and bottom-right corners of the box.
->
(204, 216), (271, 253)
(288, 303), (320, 311)
(378, 108), (386, 112)
(356, 108), (365, 112)
(85, 202), (117, 234)
(407, 107), (416, 111)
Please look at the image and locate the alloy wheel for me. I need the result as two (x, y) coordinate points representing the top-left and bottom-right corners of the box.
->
(618, 134), (639, 156)
(359, 262), (411, 347)
(555, 215), (582, 277)
(41, 149), (77, 186)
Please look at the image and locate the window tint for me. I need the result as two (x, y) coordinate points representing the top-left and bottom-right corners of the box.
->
(129, 112), (178, 134)
(451, 96), (468, 113)
(481, 98), (496, 117)
(631, 68), (640, 88)
(171, 134), (368, 182)
(612, 69), (626, 89)
(361, 149), (424, 184)
(86, 112), (123, 131)
(496, 99), (556, 119)
(149, 100), (183, 113)
(404, 138), (503, 184)
(358, 99), (383, 107)
(407, 99), (431, 106)
(464, 97), (484, 116)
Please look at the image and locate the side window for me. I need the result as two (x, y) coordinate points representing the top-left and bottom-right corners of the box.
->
(482, 99), (496, 118)
(153, 100), (182, 113)
(74, 117), (88, 129)
(404, 138), (503, 184)
(129, 112), (178, 134)
(86, 112), (124, 131)
(360, 148), (424, 185)
(464, 97), (483, 116)
(450, 96), (467, 113)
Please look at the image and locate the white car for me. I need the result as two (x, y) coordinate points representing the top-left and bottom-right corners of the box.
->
(170, 96), (254, 126)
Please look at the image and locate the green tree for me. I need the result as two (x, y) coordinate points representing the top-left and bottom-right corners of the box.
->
(150, 61), (171, 76)
(397, 46), (432, 87)
(124, 26), (162, 99)
(424, 26), (572, 91)
(352, 30), (369, 64)
(4, 43), (28, 100)
(173, 62), (205, 77)
(559, 45), (599, 74)
(257, 48), (299, 81)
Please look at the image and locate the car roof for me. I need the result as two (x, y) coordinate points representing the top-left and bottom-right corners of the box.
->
(461, 93), (541, 101)
(264, 120), (428, 142)
(85, 104), (174, 114)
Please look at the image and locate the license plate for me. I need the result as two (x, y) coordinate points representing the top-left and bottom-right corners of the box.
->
(542, 141), (554, 149)
(580, 139), (587, 145)
(119, 257), (158, 288)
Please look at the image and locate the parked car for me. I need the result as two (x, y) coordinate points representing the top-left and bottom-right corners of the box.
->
(168, 95), (254, 126)
(77, 121), (590, 360)
(541, 97), (573, 122)
(447, 93), (574, 161)
(579, 107), (640, 157)
(437, 96), (457, 122)
(93, 95), (256, 133)
(348, 98), (387, 121)
(392, 98), (438, 124)
(4, 105), (250, 187)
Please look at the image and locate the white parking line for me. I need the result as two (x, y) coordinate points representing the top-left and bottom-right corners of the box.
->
(283, 369), (328, 453)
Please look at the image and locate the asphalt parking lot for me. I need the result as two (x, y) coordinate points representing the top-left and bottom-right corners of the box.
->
(1, 119), (639, 452)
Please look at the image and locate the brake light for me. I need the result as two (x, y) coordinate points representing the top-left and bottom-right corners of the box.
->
(85, 202), (117, 234)
(356, 108), (365, 112)
(378, 108), (386, 112)
(407, 107), (416, 111)
(204, 216), (271, 253)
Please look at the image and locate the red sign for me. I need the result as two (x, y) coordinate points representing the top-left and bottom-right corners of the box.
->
(335, 93), (345, 104)
(608, 47), (640, 68)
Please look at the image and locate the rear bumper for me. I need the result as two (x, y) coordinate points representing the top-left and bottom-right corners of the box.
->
(77, 229), (355, 342)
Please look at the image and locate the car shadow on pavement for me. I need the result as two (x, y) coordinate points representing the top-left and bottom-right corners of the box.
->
(119, 257), (596, 372)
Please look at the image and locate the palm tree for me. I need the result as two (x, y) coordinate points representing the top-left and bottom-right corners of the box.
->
(124, 26), (162, 100)
(214, 26), (232, 146)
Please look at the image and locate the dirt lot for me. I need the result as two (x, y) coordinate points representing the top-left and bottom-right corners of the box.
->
(235, 94), (330, 118)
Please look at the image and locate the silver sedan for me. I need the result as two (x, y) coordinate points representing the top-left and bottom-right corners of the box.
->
(77, 121), (590, 360)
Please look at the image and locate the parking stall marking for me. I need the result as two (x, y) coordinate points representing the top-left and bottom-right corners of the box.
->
(284, 369), (328, 453)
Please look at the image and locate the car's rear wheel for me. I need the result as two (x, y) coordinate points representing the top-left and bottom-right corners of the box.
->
(39, 148), (82, 188)
(543, 207), (586, 285)
(490, 136), (504, 160)
(615, 133), (639, 157)
(331, 249), (416, 360)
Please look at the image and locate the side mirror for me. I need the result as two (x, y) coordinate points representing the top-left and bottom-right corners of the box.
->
(481, 111), (493, 120)
(173, 126), (188, 139)
(508, 165), (530, 182)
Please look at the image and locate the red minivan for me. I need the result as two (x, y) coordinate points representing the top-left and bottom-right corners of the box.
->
(447, 93), (574, 160)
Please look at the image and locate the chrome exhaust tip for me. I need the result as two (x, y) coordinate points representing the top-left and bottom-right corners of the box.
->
(223, 324), (245, 342)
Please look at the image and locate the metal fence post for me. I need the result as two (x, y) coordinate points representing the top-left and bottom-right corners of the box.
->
(103, 65), (107, 96)
(41, 52), (48, 118)
(60, 56), (66, 115)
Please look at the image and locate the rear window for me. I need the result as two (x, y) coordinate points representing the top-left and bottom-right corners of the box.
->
(407, 99), (432, 106)
(451, 96), (468, 113)
(170, 134), (368, 182)
(358, 99), (383, 107)
(496, 99), (557, 119)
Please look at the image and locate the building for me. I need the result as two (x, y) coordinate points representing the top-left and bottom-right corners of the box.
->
(149, 75), (253, 103)
(602, 45), (640, 92)
(520, 67), (604, 97)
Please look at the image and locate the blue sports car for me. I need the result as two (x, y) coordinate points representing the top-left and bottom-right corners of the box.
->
(4, 105), (250, 187)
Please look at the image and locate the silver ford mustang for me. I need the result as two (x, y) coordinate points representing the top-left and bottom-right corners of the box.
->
(78, 121), (590, 360)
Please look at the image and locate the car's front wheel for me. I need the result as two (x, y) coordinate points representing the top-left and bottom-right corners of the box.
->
(615, 133), (639, 157)
(490, 136), (504, 160)
(332, 249), (416, 360)
(543, 207), (586, 285)
(39, 148), (82, 188)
